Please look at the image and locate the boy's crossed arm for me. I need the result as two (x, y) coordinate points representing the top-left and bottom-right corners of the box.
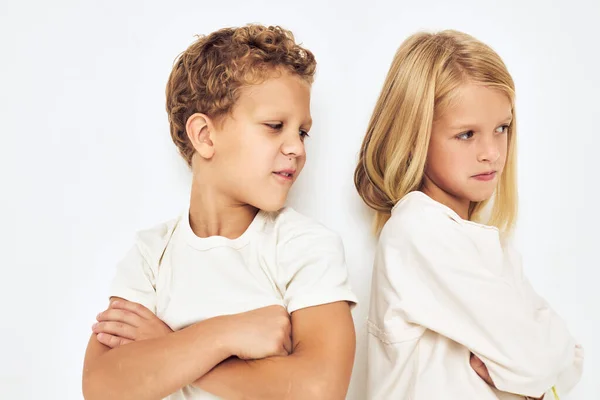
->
(91, 298), (355, 400)
(83, 299), (292, 400)
(193, 300), (355, 400)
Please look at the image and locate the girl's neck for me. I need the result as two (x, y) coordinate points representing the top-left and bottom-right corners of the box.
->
(420, 177), (470, 220)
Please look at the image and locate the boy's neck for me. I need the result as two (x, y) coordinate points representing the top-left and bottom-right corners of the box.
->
(188, 180), (259, 239)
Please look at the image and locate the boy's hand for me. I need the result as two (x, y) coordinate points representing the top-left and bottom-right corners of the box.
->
(470, 352), (496, 387)
(93, 301), (292, 360)
(224, 305), (292, 360)
(92, 299), (173, 348)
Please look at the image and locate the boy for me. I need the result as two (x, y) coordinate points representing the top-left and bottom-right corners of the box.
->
(82, 24), (357, 400)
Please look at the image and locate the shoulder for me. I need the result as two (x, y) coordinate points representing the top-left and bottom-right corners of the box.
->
(263, 207), (344, 255)
(133, 214), (181, 266)
(267, 207), (342, 245)
(381, 191), (461, 247)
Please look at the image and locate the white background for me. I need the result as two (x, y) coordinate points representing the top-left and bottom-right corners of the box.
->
(1, 0), (598, 398)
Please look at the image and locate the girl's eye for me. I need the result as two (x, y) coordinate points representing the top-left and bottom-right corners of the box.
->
(299, 130), (310, 140)
(456, 130), (474, 140)
(496, 124), (510, 134)
(265, 123), (283, 130)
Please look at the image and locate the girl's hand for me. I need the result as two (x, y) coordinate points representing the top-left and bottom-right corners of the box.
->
(92, 299), (173, 348)
(470, 352), (495, 387)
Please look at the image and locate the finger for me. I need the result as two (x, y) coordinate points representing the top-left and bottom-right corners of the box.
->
(282, 335), (293, 355)
(470, 355), (493, 385)
(92, 321), (137, 340)
(470, 353), (484, 368)
(274, 345), (289, 358)
(96, 308), (142, 328)
(470, 360), (486, 376)
(285, 324), (293, 354)
(110, 299), (155, 320)
(469, 354), (484, 374)
(96, 333), (132, 348)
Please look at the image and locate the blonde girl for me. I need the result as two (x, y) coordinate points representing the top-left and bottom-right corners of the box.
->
(355, 30), (583, 400)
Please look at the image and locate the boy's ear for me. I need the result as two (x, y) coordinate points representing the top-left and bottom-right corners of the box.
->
(186, 113), (215, 160)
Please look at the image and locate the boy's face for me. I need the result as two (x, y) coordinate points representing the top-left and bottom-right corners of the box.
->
(211, 71), (312, 212)
(424, 83), (511, 214)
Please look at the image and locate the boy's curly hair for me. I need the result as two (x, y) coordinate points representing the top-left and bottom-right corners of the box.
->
(166, 24), (317, 166)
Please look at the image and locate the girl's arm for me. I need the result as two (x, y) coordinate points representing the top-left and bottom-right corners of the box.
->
(375, 209), (576, 398)
(511, 255), (584, 397)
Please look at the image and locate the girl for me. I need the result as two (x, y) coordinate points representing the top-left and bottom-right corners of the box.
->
(355, 30), (583, 399)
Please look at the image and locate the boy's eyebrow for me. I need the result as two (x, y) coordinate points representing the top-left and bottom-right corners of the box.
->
(256, 112), (313, 127)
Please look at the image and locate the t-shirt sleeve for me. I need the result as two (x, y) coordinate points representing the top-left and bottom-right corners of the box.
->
(108, 242), (157, 313)
(279, 224), (357, 314)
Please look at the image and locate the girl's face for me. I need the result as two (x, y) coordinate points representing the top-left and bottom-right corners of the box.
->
(422, 82), (512, 219)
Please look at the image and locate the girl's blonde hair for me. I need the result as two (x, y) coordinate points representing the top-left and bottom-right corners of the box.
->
(354, 30), (518, 234)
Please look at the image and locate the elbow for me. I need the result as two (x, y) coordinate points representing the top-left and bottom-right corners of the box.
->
(82, 368), (116, 400)
(82, 369), (101, 400)
(301, 384), (337, 400)
(300, 375), (348, 400)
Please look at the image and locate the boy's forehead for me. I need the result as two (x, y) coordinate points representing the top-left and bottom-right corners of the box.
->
(235, 74), (311, 115)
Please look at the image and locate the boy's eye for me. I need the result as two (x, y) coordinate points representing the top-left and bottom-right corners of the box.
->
(456, 130), (474, 140)
(496, 124), (510, 134)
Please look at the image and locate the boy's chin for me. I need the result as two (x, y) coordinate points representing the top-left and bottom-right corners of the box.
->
(249, 196), (288, 213)
(259, 201), (287, 212)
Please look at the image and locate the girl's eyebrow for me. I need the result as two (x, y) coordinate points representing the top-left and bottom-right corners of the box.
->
(450, 114), (513, 131)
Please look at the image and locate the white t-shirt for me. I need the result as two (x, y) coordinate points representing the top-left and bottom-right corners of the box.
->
(110, 207), (358, 400)
(367, 191), (583, 400)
